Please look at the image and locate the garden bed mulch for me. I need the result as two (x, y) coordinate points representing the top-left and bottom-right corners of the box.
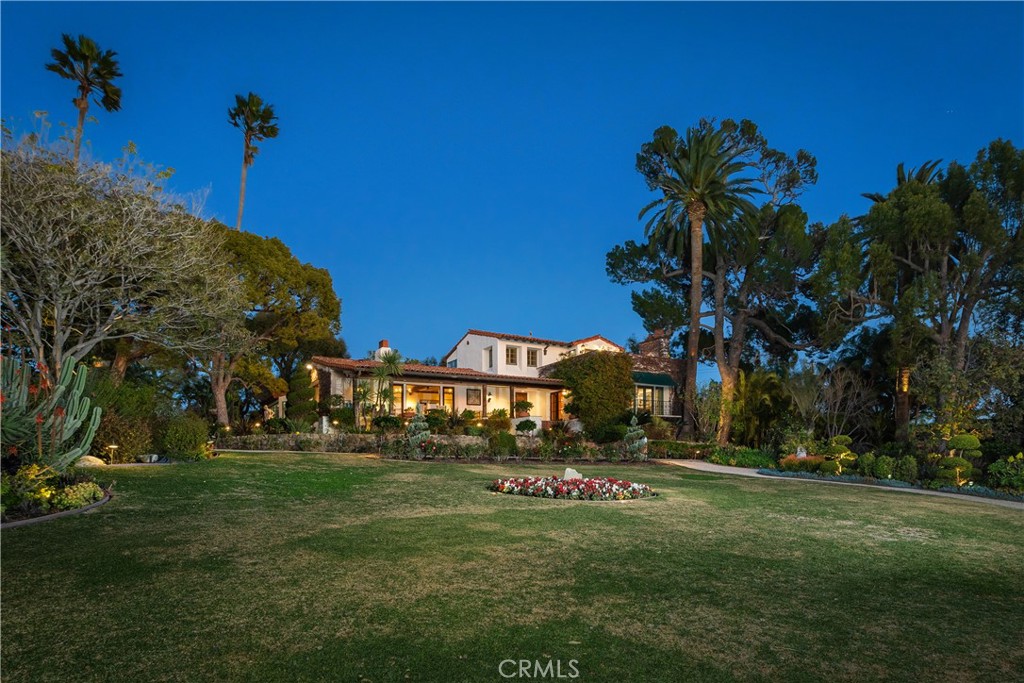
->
(1, 493), (113, 530)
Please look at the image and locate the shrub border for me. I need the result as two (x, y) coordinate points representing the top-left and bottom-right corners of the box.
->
(756, 469), (1024, 503)
(1, 492), (112, 530)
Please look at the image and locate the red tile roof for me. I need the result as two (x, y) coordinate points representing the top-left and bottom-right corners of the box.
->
(311, 356), (565, 386)
(441, 329), (623, 362)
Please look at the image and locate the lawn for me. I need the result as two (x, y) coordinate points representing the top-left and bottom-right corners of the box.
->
(2, 452), (1022, 682)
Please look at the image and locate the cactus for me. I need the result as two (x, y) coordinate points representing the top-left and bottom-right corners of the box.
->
(1, 356), (102, 471)
(624, 414), (648, 461)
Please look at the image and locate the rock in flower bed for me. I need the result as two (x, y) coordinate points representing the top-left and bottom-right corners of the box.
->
(488, 476), (656, 500)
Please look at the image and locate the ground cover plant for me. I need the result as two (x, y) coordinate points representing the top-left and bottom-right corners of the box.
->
(2, 452), (1022, 683)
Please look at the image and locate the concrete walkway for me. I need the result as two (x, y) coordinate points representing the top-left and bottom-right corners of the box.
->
(659, 459), (1024, 511)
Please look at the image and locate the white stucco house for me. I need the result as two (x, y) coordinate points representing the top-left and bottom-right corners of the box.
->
(311, 329), (683, 426)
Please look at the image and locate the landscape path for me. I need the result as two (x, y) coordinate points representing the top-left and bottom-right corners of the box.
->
(659, 459), (1024, 511)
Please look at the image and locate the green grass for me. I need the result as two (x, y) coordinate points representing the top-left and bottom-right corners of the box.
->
(2, 452), (1022, 682)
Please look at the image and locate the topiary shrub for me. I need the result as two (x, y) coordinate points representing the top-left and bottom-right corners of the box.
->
(425, 409), (448, 434)
(286, 372), (317, 424)
(159, 414), (212, 461)
(873, 455), (896, 480)
(935, 456), (974, 487)
(623, 415), (648, 462)
(515, 419), (538, 435)
(858, 452), (876, 477)
(707, 446), (776, 469)
(895, 455), (918, 483)
(91, 410), (152, 463)
(485, 409), (512, 435)
(948, 434), (982, 460)
(592, 423), (628, 444)
(819, 460), (841, 475)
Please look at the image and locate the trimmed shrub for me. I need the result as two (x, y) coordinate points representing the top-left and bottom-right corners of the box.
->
(91, 411), (152, 463)
(285, 372), (317, 424)
(425, 409), (448, 434)
(819, 460), (841, 476)
(485, 409), (513, 435)
(895, 455), (918, 483)
(857, 452), (876, 477)
(948, 434), (982, 460)
(935, 456), (974, 487)
(647, 441), (712, 459)
(707, 446), (776, 469)
(372, 415), (403, 433)
(592, 423), (628, 444)
(778, 455), (825, 473)
(515, 419), (538, 435)
(873, 455), (896, 480)
(264, 417), (300, 435)
(490, 431), (518, 458)
(546, 351), (634, 434)
(159, 414), (212, 461)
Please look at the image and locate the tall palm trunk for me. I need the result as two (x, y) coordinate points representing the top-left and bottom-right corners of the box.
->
(682, 202), (706, 438)
(72, 91), (89, 166)
(235, 147), (249, 230)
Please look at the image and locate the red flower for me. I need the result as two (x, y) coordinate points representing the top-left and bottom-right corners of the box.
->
(28, 384), (39, 396)
(35, 413), (44, 424)
(54, 406), (66, 418)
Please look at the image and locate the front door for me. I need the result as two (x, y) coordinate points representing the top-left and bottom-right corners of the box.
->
(549, 391), (561, 421)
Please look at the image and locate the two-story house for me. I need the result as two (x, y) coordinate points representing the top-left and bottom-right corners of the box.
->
(310, 328), (683, 425)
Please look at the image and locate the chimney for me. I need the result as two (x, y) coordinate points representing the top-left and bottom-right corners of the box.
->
(638, 329), (671, 358)
(374, 339), (397, 361)
(379, 339), (389, 349)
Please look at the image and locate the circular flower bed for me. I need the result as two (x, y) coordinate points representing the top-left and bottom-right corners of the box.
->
(488, 476), (656, 500)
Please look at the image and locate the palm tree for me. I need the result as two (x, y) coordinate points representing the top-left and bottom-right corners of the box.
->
(45, 34), (123, 166)
(639, 124), (759, 437)
(372, 350), (404, 416)
(228, 92), (279, 230)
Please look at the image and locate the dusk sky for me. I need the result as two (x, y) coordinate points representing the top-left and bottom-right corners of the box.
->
(3, 2), (1021, 374)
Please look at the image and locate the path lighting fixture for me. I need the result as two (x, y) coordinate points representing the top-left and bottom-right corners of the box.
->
(306, 363), (314, 370)
(253, 422), (261, 428)
(476, 422), (483, 427)
(106, 444), (118, 462)
(332, 420), (339, 426)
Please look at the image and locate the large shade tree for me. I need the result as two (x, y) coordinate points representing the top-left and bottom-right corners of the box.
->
(228, 92), (279, 231)
(199, 226), (342, 426)
(45, 33), (122, 166)
(1, 134), (240, 382)
(636, 122), (759, 436)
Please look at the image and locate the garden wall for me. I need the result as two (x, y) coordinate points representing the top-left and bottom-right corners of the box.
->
(216, 432), (489, 454)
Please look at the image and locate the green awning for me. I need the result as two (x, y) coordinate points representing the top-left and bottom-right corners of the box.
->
(632, 371), (676, 388)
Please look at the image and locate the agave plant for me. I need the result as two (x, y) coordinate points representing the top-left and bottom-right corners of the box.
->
(1, 356), (102, 471)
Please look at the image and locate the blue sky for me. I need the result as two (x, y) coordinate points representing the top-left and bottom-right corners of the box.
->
(3, 2), (1022, 377)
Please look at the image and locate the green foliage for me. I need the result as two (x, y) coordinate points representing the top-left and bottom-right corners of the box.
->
(947, 434), (982, 459)
(896, 455), (919, 483)
(830, 435), (853, 448)
(50, 481), (104, 511)
(159, 414), (212, 461)
(406, 414), (430, 458)
(547, 351), (634, 434)
(986, 454), (1024, 493)
(873, 455), (896, 480)
(730, 369), (793, 448)
(646, 441), (712, 459)
(857, 452), (876, 476)
(819, 460), (841, 475)
(489, 432), (518, 459)
(1, 357), (102, 472)
(515, 419), (538, 434)
(778, 455), (824, 473)
(624, 415), (648, 461)
(425, 409), (448, 434)
(92, 411), (152, 463)
(285, 372), (317, 424)
(263, 417), (299, 434)
(484, 409), (512, 435)
(2, 464), (58, 517)
(592, 423), (628, 444)
(707, 446), (776, 469)
(643, 416), (676, 441)
(936, 456), (974, 487)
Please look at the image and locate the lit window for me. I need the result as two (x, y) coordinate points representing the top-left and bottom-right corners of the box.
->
(447, 360), (457, 368)
(506, 346), (519, 365)
(526, 349), (539, 367)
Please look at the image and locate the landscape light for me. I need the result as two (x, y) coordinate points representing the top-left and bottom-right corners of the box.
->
(306, 363), (313, 370)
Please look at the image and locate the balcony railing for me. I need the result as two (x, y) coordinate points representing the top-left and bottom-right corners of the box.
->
(634, 399), (677, 417)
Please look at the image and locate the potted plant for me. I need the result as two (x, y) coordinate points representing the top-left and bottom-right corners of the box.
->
(513, 399), (533, 418)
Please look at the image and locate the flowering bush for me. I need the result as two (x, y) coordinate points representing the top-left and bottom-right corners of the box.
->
(488, 476), (656, 500)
